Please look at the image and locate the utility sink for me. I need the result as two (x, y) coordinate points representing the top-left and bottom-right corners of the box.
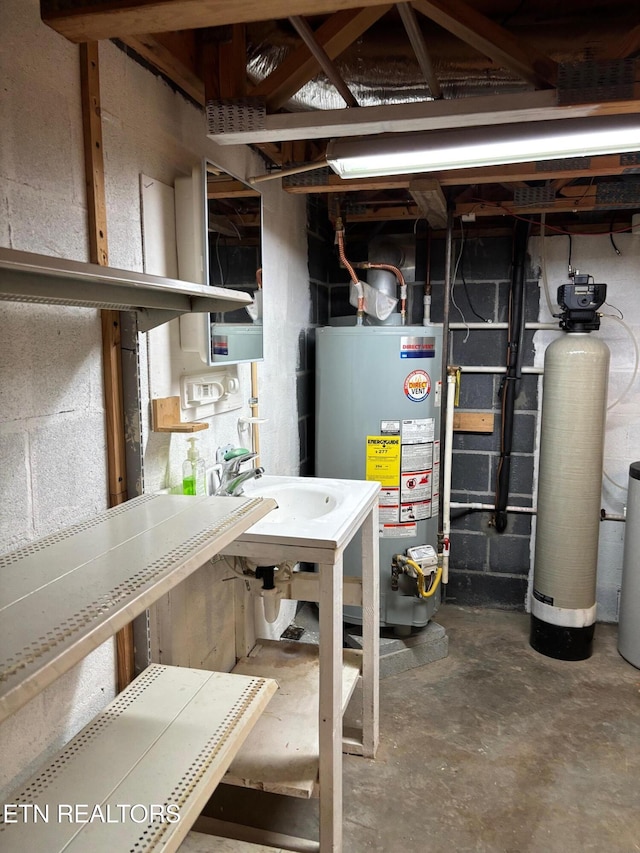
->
(239, 474), (380, 549)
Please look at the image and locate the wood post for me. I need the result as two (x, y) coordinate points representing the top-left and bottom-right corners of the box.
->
(80, 41), (134, 692)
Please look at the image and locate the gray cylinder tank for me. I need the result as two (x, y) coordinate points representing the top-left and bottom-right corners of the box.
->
(618, 462), (640, 668)
(316, 324), (442, 629)
(530, 332), (610, 660)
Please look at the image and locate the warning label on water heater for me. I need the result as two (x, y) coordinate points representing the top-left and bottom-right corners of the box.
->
(380, 522), (417, 539)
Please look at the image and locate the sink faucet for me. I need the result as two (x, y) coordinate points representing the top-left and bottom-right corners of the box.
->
(220, 466), (264, 496)
(214, 448), (264, 495)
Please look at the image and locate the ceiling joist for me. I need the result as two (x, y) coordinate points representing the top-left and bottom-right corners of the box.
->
(40, 0), (396, 41)
(408, 178), (447, 228)
(410, 0), (558, 89)
(282, 152), (638, 194)
(396, 2), (442, 99)
(208, 89), (640, 145)
(288, 15), (359, 108)
(249, 6), (392, 112)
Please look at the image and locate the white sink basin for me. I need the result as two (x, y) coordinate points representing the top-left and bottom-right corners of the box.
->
(243, 480), (339, 523)
(238, 475), (380, 549)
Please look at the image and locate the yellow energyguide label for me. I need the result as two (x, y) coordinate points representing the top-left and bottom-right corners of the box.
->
(365, 435), (401, 488)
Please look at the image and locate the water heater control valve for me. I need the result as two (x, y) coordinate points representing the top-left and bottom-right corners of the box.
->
(406, 545), (438, 572)
(391, 545), (438, 597)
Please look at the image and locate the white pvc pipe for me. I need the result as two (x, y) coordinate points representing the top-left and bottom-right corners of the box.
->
(422, 294), (432, 325)
(450, 501), (535, 514)
(449, 322), (557, 330)
(458, 365), (544, 374)
(442, 370), (457, 584)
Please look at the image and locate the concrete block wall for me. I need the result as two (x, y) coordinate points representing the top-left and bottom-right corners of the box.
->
(0, 1), (114, 798)
(0, 0), (310, 798)
(426, 236), (539, 609)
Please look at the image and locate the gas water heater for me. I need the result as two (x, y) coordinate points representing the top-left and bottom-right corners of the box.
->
(316, 323), (442, 630)
(530, 275), (609, 660)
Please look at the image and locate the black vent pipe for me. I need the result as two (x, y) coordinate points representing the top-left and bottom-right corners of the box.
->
(494, 219), (530, 533)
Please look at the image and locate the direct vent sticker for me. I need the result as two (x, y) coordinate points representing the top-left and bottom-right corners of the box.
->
(403, 370), (431, 402)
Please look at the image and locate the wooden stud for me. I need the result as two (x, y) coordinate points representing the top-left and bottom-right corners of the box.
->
(80, 41), (133, 691)
(360, 502), (380, 759)
(318, 556), (343, 852)
(80, 42), (108, 268)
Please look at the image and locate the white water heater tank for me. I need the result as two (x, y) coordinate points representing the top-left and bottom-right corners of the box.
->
(316, 324), (442, 629)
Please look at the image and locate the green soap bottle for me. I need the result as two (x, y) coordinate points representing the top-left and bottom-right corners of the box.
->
(182, 437), (206, 495)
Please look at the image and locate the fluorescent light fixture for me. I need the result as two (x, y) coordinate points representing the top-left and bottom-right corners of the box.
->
(326, 115), (640, 178)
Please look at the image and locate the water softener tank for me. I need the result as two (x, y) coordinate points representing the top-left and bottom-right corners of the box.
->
(618, 462), (640, 669)
(316, 324), (442, 629)
(530, 332), (610, 660)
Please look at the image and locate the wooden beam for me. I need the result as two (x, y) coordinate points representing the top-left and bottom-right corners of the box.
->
(453, 412), (494, 433)
(397, 2), (442, 99)
(344, 181), (638, 221)
(80, 42), (133, 692)
(207, 178), (260, 198)
(41, 0), (396, 42)
(121, 30), (203, 104)
(283, 152), (639, 194)
(251, 141), (283, 166)
(207, 89), (640, 145)
(250, 6), (392, 112)
(345, 204), (421, 222)
(605, 24), (640, 60)
(219, 24), (247, 98)
(411, 0), (558, 89)
(289, 15), (359, 108)
(454, 192), (629, 218)
(409, 178), (447, 228)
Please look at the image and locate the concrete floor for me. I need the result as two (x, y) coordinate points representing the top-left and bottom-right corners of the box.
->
(207, 606), (640, 852)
